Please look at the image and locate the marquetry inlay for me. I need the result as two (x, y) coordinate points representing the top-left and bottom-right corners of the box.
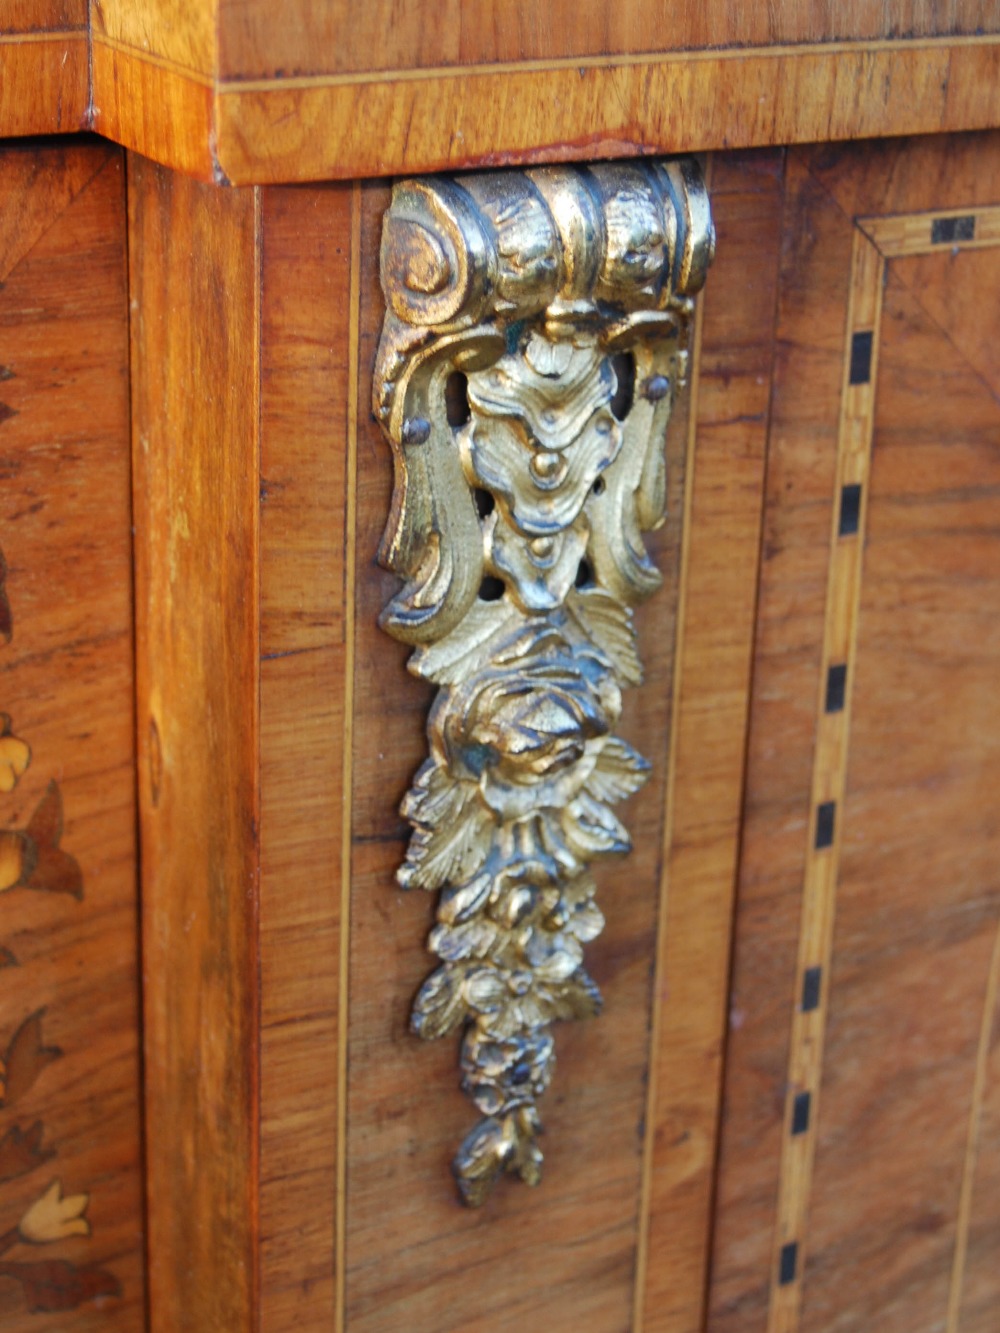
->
(767, 202), (1000, 1332)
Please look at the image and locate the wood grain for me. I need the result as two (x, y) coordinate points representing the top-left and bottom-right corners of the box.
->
(257, 180), (354, 1331)
(0, 140), (143, 1330)
(4, 0), (86, 28)
(955, 925), (1000, 1331)
(706, 150), (861, 1333)
(6, 1), (1000, 180)
(0, 32), (89, 138)
(637, 147), (783, 1333)
(340, 178), (689, 1333)
(211, 37), (1000, 185)
(77, 30), (1000, 183)
(141, 0), (1000, 80)
(129, 156), (261, 1333)
(92, 0), (215, 81)
(709, 133), (1000, 1333)
(766, 226), (885, 1333)
(91, 40), (217, 182)
(799, 245), (1000, 1333)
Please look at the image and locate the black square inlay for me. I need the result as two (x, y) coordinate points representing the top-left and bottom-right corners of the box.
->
(849, 330), (874, 385)
(815, 801), (836, 850)
(792, 1091), (812, 1136)
(802, 967), (823, 1012)
(839, 483), (862, 536)
(931, 214), (975, 245)
(825, 663), (848, 713)
(779, 1242), (799, 1285)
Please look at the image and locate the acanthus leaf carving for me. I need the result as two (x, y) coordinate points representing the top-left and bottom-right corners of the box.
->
(374, 159), (714, 1205)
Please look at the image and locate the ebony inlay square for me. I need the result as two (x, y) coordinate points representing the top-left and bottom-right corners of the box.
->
(779, 1242), (799, 1285)
(839, 483), (862, 536)
(815, 800), (836, 849)
(931, 214), (975, 244)
(825, 662), (848, 713)
(849, 330), (873, 385)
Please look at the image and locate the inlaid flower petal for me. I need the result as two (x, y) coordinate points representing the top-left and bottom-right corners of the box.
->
(18, 1179), (90, 1244)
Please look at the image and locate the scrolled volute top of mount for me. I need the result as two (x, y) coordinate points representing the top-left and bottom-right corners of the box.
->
(380, 159), (715, 335)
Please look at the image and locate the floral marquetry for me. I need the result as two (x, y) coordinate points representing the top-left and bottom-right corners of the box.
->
(374, 160), (714, 1206)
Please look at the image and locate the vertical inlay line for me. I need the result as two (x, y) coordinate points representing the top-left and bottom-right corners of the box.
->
(251, 182), (264, 1333)
(766, 226), (885, 1333)
(946, 911), (1000, 1333)
(632, 215), (709, 1333)
(335, 181), (362, 1333)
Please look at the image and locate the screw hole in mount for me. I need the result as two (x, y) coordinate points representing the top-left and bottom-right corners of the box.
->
(574, 559), (595, 589)
(445, 371), (471, 427)
(478, 575), (506, 602)
(474, 488), (495, 519)
(609, 353), (635, 421)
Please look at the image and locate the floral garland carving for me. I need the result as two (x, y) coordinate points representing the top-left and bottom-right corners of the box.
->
(374, 161), (714, 1205)
(0, 547), (120, 1313)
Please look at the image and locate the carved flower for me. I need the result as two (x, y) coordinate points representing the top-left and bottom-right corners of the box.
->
(18, 1180), (90, 1244)
(400, 610), (650, 897)
(434, 622), (621, 823)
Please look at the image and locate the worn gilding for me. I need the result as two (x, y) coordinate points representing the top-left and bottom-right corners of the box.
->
(374, 160), (713, 1206)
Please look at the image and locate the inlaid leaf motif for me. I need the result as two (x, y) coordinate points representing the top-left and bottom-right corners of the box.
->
(0, 1258), (120, 1313)
(0, 546), (114, 1312)
(0, 1122), (55, 1184)
(0, 1010), (62, 1109)
(22, 782), (83, 899)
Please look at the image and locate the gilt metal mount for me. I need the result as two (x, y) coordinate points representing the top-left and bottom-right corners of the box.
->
(374, 160), (714, 1206)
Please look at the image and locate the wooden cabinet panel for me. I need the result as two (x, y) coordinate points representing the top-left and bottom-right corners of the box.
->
(342, 180), (690, 1333)
(257, 180), (354, 1330)
(0, 141), (142, 1328)
(217, 0), (1000, 80)
(83, 5), (1000, 183)
(709, 133), (1000, 1333)
(639, 148), (784, 1333)
(127, 152), (785, 1330)
(85, 124), (1000, 1330)
(128, 156), (261, 1333)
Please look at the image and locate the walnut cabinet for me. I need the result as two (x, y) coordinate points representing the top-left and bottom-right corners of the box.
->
(1, 7), (1000, 1331)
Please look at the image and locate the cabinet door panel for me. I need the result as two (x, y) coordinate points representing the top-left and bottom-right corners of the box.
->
(710, 133), (1000, 1333)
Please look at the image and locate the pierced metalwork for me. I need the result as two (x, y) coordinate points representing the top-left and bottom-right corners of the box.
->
(374, 160), (713, 1205)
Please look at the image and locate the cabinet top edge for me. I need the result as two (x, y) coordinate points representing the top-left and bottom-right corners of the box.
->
(5, 27), (1000, 184)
